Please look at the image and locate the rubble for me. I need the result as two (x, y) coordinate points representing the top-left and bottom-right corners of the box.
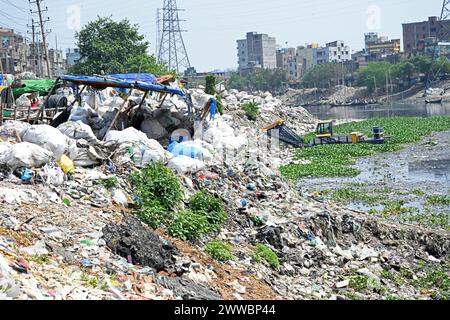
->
(0, 78), (447, 302)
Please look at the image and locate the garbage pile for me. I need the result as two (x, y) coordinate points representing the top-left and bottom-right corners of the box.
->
(0, 82), (448, 301)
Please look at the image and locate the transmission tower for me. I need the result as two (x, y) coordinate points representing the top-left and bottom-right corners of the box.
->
(425, 0), (450, 93)
(157, 0), (191, 74)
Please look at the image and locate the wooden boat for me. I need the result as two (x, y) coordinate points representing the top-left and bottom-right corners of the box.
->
(425, 96), (443, 104)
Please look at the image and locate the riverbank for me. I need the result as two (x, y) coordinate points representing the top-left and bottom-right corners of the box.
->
(296, 129), (450, 231)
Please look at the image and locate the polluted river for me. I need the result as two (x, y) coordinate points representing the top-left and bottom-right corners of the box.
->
(297, 102), (450, 231)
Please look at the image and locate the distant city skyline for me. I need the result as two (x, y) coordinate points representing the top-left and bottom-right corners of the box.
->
(0, 0), (444, 71)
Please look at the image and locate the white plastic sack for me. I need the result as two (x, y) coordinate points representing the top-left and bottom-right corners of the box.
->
(168, 155), (205, 174)
(0, 187), (42, 204)
(174, 140), (214, 162)
(0, 142), (12, 165)
(113, 140), (167, 168)
(69, 104), (98, 123)
(58, 121), (99, 144)
(203, 118), (247, 150)
(4, 142), (52, 170)
(98, 96), (125, 117)
(15, 94), (31, 109)
(105, 127), (150, 145)
(112, 189), (128, 207)
(23, 125), (69, 157)
(0, 253), (13, 292)
(190, 91), (214, 111)
(0, 120), (31, 139)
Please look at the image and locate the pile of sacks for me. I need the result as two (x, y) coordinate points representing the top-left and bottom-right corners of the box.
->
(67, 88), (195, 144)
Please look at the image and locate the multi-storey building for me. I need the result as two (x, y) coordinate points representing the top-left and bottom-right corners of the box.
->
(364, 32), (401, 57)
(276, 47), (302, 79)
(0, 28), (31, 75)
(66, 48), (81, 67)
(326, 41), (352, 63)
(403, 16), (450, 54)
(237, 32), (277, 75)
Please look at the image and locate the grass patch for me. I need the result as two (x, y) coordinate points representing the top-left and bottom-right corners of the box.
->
(330, 188), (384, 205)
(281, 117), (450, 179)
(97, 176), (119, 189)
(349, 275), (369, 291)
(412, 189), (426, 197)
(414, 270), (450, 300)
(252, 244), (280, 269)
(205, 240), (234, 262)
(188, 191), (228, 232)
(131, 164), (228, 240)
(426, 195), (450, 206)
(382, 200), (416, 215)
(398, 210), (450, 230)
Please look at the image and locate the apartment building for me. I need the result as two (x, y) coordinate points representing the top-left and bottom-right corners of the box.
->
(237, 32), (277, 75)
(403, 16), (450, 54)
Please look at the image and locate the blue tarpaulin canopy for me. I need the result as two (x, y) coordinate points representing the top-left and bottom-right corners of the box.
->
(62, 75), (184, 96)
(106, 73), (158, 84)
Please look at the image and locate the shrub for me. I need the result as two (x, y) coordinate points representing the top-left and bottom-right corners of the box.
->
(168, 211), (211, 241)
(97, 176), (119, 189)
(241, 101), (260, 121)
(205, 240), (234, 262)
(135, 201), (169, 229)
(188, 191), (227, 232)
(252, 244), (280, 269)
(131, 163), (183, 228)
(205, 75), (216, 95)
(131, 162), (183, 211)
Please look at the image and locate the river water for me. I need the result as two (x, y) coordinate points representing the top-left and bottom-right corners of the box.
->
(303, 102), (450, 120)
(298, 102), (450, 222)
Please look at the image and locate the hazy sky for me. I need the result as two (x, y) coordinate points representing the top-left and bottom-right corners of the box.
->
(0, 0), (443, 71)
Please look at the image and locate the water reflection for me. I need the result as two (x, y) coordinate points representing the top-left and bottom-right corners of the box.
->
(304, 102), (450, 120)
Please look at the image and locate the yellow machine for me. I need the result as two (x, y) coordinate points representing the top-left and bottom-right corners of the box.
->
(316, 120), (334, 140)
(262, 119), (386, 148)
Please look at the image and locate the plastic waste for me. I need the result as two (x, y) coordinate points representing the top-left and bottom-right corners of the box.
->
(3, 142), (52, 170)
(104, 127), (149, 145)
(41, 164), (65, 186)
(112, 141), (166, 168)
(57, 155), (75, 175)
(0, 120), (31, 140)
(167, 155), (205, 174)
(112, 189), (128, 207)
(21, 168), (34, 183)
(22, 124), (69, 157)
(57, 121), (99, 144)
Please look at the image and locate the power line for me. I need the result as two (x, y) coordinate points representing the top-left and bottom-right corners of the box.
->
(29, 0), (51, 78)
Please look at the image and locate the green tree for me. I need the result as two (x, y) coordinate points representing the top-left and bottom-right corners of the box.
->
(392, 61), (417, 86)
(227, 69), (287, 93)
(71, 16), (170, 75)
(301, 63), (347, 88)
(409, 55), (433, 74)
(357, 61), (392, 93)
